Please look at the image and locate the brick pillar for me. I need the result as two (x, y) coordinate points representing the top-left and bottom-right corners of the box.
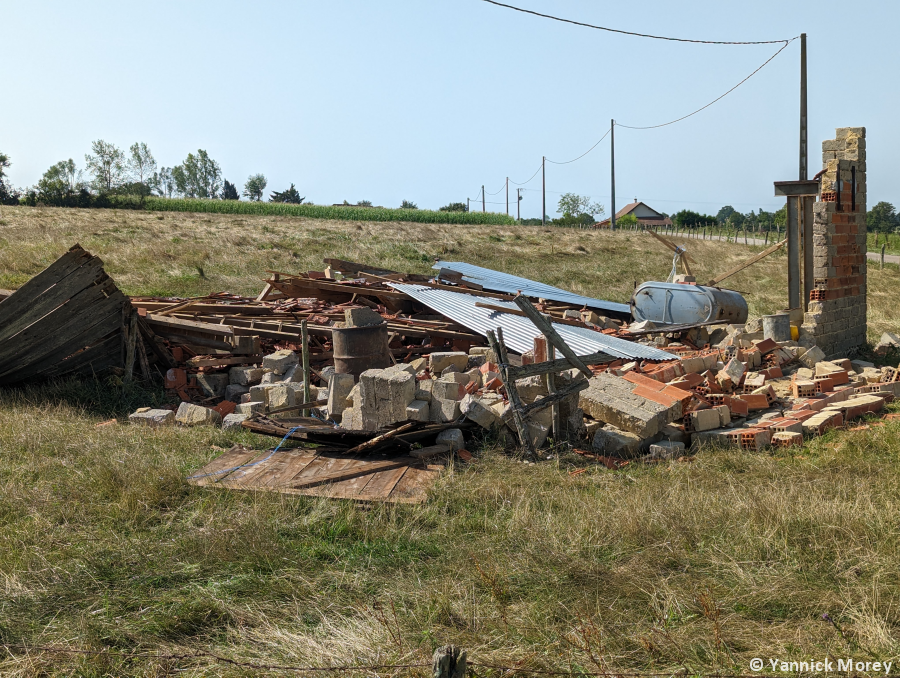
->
(801, 127), (867, 358)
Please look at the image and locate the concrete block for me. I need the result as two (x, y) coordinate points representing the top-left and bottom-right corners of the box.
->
(430, 397), (461, 423)
(460, 393), (501, 429)
(690, 408), (722, 432)
(260, 370), (287, 385)
(436, 428), (466, 452)
(433, 379), (464, 401)
(262, 349), (298, 375)
(799, 345), (826, 368)
(591, 425), (654, 457)
(406, 399), (430, 422)
(415, 379), (434, 402)
(225, 384), (249, 402)
(441, 370), (470, 384)
(722, 358), (745, 383)
(175, 402), (222, 427)
(714, 404), (731, 427)
(516, 375), (549, 404)
(266, 384), (295, 411)
(647, 440), (686, 459)
(222, 413), (251, 431)
(327, 372), (356, 421)
(235, 401), (265, 416)
(195, 372), (228, 398)
(430, 351), (468, 374)
(230, 366), (265, 386)
(128, 409), (175, 427)
(579, 373), (679, 438)
(344, 307), (385, 327)
(249, 384), (270, 404)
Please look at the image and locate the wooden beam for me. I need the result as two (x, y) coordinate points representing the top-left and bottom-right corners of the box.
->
(487, 328), (535, 457)
(287, 457), (417, 489)
(146, 313), (234, 337)
(344, 422), (416, 455)
(706, 238), (787, 287)
(513, 295), (592, 378)
(646, 228), (697, 263)
(506, 351), (611, 380)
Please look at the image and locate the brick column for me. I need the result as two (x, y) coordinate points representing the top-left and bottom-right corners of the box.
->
(801, 127), (867, 359)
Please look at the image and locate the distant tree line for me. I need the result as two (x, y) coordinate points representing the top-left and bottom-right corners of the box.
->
(0, 142), (306, 208)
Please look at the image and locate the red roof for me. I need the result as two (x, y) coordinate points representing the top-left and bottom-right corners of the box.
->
(595, 201), (671, 228)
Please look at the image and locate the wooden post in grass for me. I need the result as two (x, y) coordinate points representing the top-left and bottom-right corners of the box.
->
(882, 243), (886, 270)
(432, 645), (466, 678)
(124, 310), (137, 383)
(301, 319), (311, 416)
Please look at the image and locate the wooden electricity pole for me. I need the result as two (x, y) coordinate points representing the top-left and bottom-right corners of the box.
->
(541, 156), (546, 226)
(610, 119), (617, 230)
(506, 177), (509, 215)
(482, 185), (485, 212)
(800, 33), (808, 180)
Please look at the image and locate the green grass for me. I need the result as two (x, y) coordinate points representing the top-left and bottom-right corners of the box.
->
(134, 196), (516, 225)
(868, 232), (900, 256)
(2, 206), (900, 675)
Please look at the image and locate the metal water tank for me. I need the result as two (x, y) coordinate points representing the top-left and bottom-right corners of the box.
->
(631, 282), (748, 326)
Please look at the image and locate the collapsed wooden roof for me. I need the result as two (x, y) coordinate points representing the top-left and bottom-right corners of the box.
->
(0, 244), (129, 385)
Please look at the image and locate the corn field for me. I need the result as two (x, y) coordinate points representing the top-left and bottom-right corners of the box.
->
(138, 197), (517, 225)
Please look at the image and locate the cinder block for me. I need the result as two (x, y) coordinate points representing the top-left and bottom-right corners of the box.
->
(406, 399), (430, 422)
(262, 349), (299, 375)
(429, 352), (469, 374)
(230, 366), (265, 386)
(175, 402), (222, 427)
(196, 373), (228, 398)
(129, 409), (175, 427)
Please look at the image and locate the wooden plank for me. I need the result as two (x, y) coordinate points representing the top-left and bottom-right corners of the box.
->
(513, 295), (592, 378)
(0, 277), (123, 373)
(287, 457), (416, 489)
(706, 238), (787, 287)
(154, 332), (234, 352)
(17, 318), (124, 382)
(488, 328), (534, 457)
(0, 246), (94, 328)
(409, 443), (451, 459)
(188, 445), (268, 486)
(266, 275), (410, 301)
(146, 313), (234, 337)
(344, 422), (416, 455)
(187, 355), (263, 368)
(507, 351), (612, 380)
(0, 255), (109, 345)
(0, 291), (127, 382)
(323, 258), (403, 277)
(355, 464), (411, 500)
(388, 465), (441, 502)
(263, 450), (323, 487)
(519, 379), (590, 417)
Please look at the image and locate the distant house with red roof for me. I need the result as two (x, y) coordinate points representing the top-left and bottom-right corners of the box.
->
(595, 200), (672, 229)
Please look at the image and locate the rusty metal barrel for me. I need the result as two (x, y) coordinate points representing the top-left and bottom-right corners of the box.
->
(331, 323), (391, 378)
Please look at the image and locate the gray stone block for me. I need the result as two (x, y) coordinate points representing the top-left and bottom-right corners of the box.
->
(175, 402), (222, 427)
(222, 413), (251, 431)
(129, 409), (175, 428)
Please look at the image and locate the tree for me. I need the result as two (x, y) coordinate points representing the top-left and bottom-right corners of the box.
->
(400, 200), (418, 209)
(867, 201), (898, 233)
(358, 200), (373, 207)
(151, 167), (176, 198)
(171, 150), (221, 199)
(36, 159), (82, 203)
(221, 180), (239, 200)
(673, 209), (716, 228)
(439, 202), (468, 212)
(716, 205), (736, 224)
(0, 152), (19, 205)
(269, 184), (304, 203)
(85, 140), (126, 192)
(243, 173), (267, 201)
(127, 142), (156, 186)
(616, 213), (639, 227)
(557, 193), (604, 220)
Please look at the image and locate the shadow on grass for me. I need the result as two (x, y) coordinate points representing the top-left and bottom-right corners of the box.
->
(0, 375), (170, 419)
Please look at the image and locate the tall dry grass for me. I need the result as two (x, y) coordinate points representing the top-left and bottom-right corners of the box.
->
(1, 206), (900, 675)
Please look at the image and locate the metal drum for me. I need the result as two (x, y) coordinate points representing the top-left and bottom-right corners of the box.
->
(331, 323), (392, 378)
(631, 282), (748, 326)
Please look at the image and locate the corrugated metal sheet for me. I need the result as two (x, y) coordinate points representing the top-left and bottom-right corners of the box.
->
(390, 284), (674, 362)
(433, 261), (631, 316)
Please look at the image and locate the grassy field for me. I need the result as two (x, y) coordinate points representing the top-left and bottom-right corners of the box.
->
(124, 196), (518, 225)
(2, 205), (900, 676)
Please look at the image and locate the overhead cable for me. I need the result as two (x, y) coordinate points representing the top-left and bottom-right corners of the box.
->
(481, 0), (796, 45)
(546, 126), (612, 165)
(616, 39), (796, 129)
(508, 164), (543, 185)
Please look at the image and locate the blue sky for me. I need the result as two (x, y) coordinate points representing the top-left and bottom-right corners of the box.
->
(2, 0), (897, 219)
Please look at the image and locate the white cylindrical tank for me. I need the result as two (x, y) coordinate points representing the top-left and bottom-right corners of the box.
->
(631, 282), (748, 326)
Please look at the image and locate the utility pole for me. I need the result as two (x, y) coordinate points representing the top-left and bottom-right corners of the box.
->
(610, 120), (616, 230)
(467, 197), (470, 213)
(541, 156), (546, 226)
(799, 33), (807, 180)
(517, 188), (522, 221)
(482, 185), (485, 213)
(506, 177), (509, 215)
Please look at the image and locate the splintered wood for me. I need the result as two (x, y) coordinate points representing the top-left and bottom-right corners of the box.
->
(188, 444), (443, 503)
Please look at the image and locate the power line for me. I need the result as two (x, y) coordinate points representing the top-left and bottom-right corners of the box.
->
(509, 164), (543, 185)
(481, 0), (796, 45)
(616, 38), (797, 130)
(546, 126), (612, 165)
